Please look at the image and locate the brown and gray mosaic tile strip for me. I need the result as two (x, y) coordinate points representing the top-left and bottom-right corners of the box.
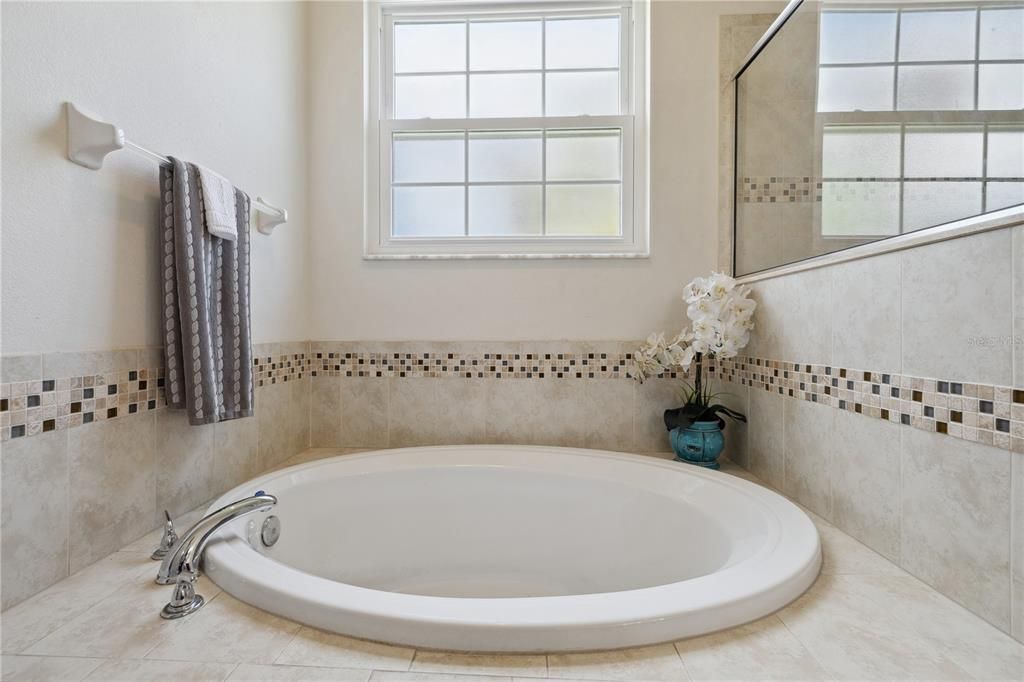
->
(711, 355), (1024, 455)
(0, 352), (309, 441)
(738, 175), (1024, 204)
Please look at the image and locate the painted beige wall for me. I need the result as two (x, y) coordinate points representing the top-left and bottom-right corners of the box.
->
(0, 1), (310, 354)
(307, 0), (785, 342)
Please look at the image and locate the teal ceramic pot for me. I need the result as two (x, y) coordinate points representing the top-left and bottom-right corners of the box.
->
(670, 421), (725, 469)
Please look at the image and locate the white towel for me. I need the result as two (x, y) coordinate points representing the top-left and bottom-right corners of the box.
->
(196, 165), (238, 241)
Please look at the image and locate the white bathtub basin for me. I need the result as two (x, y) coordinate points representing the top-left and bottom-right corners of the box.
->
(203, 446), (821, 652)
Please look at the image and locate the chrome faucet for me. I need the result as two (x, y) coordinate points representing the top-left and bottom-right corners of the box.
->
(157, 492), (277, 619)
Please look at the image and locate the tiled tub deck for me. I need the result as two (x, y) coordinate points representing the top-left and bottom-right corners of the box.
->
(1, 449), (1021, 682)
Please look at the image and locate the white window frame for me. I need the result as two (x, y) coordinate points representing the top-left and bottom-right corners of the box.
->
(364, 0), (649, 259)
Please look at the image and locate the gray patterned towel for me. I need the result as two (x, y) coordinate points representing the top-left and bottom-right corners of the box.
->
(160, 158), (254, 425)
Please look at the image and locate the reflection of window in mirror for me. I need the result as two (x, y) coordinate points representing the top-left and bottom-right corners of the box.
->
(815, 3), (1024, 244)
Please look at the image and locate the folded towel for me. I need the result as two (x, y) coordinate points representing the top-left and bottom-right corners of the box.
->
(196, 165), (239, 241)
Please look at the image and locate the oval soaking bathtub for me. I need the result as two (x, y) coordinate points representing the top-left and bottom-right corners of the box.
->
(203, 446), (821, 652)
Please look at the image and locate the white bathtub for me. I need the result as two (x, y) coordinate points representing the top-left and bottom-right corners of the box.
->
(203, 446), (821, 652)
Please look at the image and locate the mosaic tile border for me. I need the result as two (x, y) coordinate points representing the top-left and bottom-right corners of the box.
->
(4, 345), (1021, 454)
(307, 350), (681, 380)
(711, 355), (1024, 455)
(0, 353), (309, 441)
(738, 175), (1024, 204)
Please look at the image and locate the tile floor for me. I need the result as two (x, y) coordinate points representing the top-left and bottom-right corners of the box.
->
(1, 449), (1022, 681)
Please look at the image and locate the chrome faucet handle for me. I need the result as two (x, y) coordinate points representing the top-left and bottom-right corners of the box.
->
(159, 573), (204, 619)
(150, 510), (178, 560)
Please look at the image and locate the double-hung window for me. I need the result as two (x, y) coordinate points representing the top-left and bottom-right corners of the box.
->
(365, 1), (648, 258)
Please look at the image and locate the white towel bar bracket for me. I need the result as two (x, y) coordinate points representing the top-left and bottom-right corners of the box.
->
(64, 102), (288, 235)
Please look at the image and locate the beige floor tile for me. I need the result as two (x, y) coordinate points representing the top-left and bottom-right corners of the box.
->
(816, 520), (905, 577)
(777, 575), (971, 680)
(145, 593), (300, 664)
(229, 663), (371, 681)
(547, 644), (688, 681)
(274, 628), (414, 672)
(675, 615), (828, 681)
(83, 658), (237, 681)
(844, 575), (1024, 680)
(0, 654), (104, 681)
(1, 552), (156, 653)
(24, 571), (219, 659)
(375, 673), (512, 682)
(411, 651), (546, 678)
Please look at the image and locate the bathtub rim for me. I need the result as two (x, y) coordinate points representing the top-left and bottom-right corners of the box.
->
(202, 445), (822, 652)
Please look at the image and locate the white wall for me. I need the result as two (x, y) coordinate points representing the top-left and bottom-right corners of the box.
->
(1, 1), (309, 354)
(307, 0), (784, 342)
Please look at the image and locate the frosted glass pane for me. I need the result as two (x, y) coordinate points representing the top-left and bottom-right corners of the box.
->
(978, 64), (1024, 111)
(903, 181), (982, 232)
(395, 75), (465, 119)
(817, 67), (893, 112)
(819, 12), (897, 64)
(468, 131), (542, 182)
(394, 22), (465, 73)
(546, 184), (620, 236)
(980, 8), (1024, 60)
(904, 126), (984, 178)
(897, 65), (974, 111)
(987, 182), (1024, 211)
(545, 17), (619, 69)
(821, 126), (901, 178)
(393, 133), (464, 184)
(986, 128), (1024, 178)
(545, 72), (619, 116)
(393, 186), (465, 237)
(470, 20), (542, 71)
(898, 10), (976, 62)
(546, 129), (620, 181)
(468, 186), (542, 235)
(469, 74), (542, 117)
(821, 182), (900, 236)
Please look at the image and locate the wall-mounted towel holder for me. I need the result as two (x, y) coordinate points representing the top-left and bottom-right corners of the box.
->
(65, 102), (288, 236)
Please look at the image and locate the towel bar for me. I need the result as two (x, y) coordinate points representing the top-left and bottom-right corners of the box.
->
(65, 102), (288, 235)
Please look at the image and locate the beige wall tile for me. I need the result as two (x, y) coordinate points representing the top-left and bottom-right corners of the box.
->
(831, 409), (901, 562)
(1, 431), (69, 610)
(710, 378), (748, 467)
(578, 380), (635, 453)
(310, 376), (342, 447)
(67, 413), (156, 573)
(340, 377), (389, 448)
(633, 378), (679, 453)
(783, 398), (834, 520)
(746, 387), (785, 490)
(901, 229), (1013, 386)
(1013, 452), (1023, 642)
(1014, 225), (1023, 387)
(831, 252), (902, 373)
(1, 355), (41, 383)
(41, 349), (139, 379)
(484, 380), (584, 448)
(257, 379), (310, 470)
(746, 276), (786, 360)
(901, 427), (1012, 632)
(156, 411), (216, 519)
(212, 415), (261, 496)
(390, 379), (488, 447)
(781, 266), (832, 366)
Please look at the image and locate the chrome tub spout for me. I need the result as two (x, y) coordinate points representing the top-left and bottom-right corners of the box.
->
(157, 492), (277, 619)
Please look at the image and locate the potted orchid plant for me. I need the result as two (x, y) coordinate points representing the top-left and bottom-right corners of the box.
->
(629, 272), (756, 468)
